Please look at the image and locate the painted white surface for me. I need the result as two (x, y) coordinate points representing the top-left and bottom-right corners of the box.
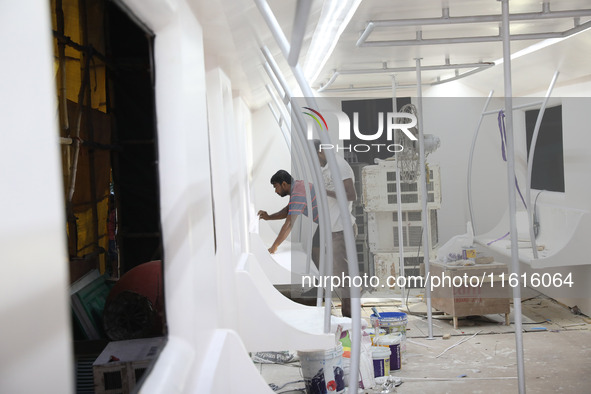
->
(0, 1), (74, 393)
(117, 1), (271, 393)
(251, 88), (591, 317)
(3, 1), (591, 393)
(235, 253), (334, 351)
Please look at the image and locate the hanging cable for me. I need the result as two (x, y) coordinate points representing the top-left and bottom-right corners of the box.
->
(498, 110), (527, 210)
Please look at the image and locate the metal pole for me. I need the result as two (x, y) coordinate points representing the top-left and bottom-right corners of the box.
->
(483, 101), (544, 115)
(363, 7), (591, 28)
(392, 75), (406, 305)
(261, 46), (333, 315)
(415, 58), (434, 340)
(467, 90), (494, 236)
(501, 1), (526, 392)
(318, 62), (494, 91)
(253, 1), (362, 389)
(255, 0), (361, 393)
(288, 0), (313, 66)
(265, 72), (316, 272)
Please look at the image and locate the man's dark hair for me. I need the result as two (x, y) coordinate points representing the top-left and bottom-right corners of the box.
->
(313, 139), (321, 152)
(270, 170), (293, 185)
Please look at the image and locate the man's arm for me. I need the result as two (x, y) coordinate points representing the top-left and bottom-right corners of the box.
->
(325, 178), (357, 201)
(258, 205), (288, 220)
(268, 214), (293, 254)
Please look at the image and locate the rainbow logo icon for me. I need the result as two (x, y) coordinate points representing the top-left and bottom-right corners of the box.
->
(302, 107), (328, 131)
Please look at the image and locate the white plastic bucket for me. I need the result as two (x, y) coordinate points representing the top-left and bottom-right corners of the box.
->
(370, 312), (408, 353)
(371, 346), (391, 378)
(298, 344), (345, 394)
(375, 333), (402, 371)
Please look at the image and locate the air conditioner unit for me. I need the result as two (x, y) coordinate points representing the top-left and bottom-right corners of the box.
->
(391, 209), (439, 251)
(362, 162), (441, 212)
(93, 337), (164, 394)
(367, 209), (439, 254)
(373, 252), (427, 290)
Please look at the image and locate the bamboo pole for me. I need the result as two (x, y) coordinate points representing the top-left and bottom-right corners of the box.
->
(79, 0), (101, 269)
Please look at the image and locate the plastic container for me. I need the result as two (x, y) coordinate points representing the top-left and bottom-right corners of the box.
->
(370, 312), (408, 352)
(364, 327), (386, 346)
(375, 333), (402, 371)
(298, 344), (345, 394)
(341, 330), (375, 390)
(462, 247), (476, 262)
(371, 346), (391, 378)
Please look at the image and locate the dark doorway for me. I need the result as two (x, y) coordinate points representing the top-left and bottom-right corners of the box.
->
(526, 105), (565, 193)
(106, 1), (163, 273)
(53, 1), (166, 391)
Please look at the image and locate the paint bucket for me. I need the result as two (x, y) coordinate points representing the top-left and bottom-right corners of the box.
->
(462, 247), (476, 262)
(370, 312), (408, 352)
(375, 333), (402, 371)
(298, 344), (345, 394)
(371, 346), (391, 378)
(364, 327), (386, 346)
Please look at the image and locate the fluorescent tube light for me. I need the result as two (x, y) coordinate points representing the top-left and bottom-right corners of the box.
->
(303, 0), (363, 84)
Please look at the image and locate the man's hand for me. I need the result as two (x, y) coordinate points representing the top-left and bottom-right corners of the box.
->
(268, 245), (278, 254)
(258, 210), (270, 220)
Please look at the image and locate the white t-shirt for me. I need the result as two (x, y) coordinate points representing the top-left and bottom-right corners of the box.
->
(321, 154), (356, 232)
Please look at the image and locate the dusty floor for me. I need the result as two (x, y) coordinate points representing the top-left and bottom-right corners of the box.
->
(256, 289), (591, 393)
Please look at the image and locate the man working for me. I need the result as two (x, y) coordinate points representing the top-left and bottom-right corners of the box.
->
(257, 170), (318, 254)
(313, 139), (357, 318)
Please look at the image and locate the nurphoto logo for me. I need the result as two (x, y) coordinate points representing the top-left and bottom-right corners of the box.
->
(302, 107), (417, 153)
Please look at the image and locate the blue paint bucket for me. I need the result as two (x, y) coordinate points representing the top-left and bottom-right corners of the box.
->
(370, 312), (408, 353)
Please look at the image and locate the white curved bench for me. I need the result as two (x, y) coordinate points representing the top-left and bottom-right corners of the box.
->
(475, 203), (591, 269)
(235, 253), (338, 352)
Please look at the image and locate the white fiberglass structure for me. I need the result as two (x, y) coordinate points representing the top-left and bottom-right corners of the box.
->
(2, 1), (591, 393)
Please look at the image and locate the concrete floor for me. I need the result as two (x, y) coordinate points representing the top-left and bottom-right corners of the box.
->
(256, 290), (591, 393)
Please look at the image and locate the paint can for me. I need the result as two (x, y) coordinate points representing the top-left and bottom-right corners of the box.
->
(370, 312), (408, 352)
(371, 346), (391, 378)
(462, 247), (476, 262)
(375, 333), (402, 371)
(298, 344), (345, 394)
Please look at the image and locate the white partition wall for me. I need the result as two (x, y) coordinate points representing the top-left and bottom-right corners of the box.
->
(0, 1), (74, 392)
(206, 67), (334, 352)
(233, 97), (255, 247)
(206, 68), (241, 332)
(118, 1), (273, 392)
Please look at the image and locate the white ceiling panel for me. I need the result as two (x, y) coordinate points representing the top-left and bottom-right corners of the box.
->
(188, 0), (591, 108)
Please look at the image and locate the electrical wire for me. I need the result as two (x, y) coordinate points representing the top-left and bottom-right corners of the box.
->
(435, 330), (482, 358)
(405, 227), (423, 317)
(269, 380), (305, 391)
(533, 190), (544, 237)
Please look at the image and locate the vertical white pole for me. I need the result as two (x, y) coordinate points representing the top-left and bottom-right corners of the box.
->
(467, 90), (494, 235)
(261, 48), (332, 315)
(253, 1), (361, 389)
(415, 58), (434, 339)
(500, 1), (526, 392)
(392, 75), (406, 305)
